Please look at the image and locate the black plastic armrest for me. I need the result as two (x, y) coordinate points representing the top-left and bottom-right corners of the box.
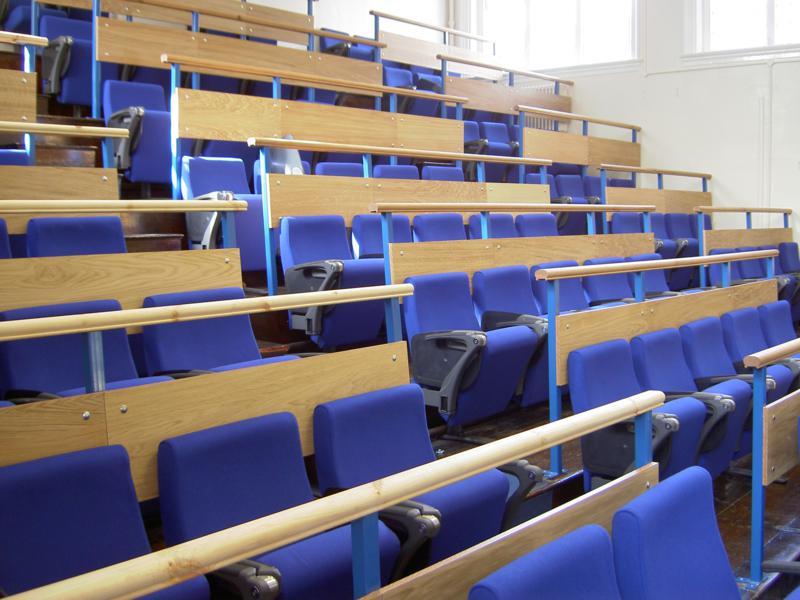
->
(379, 500), (441, 581)
(762, 560), (800, 575)
(0, 0), (9, 23)
(667, 391), (735, 453)
(5, 390), (61, 404)
(41, 35), (73, 96)
(480, 311), (548, 338)
(210, 560), (281, 600)
(284, 260), (344, 335)
(585, 196), (601, 205)
(509, 140), (520, 154)
(497, 459), (543, 530)
(696, 374), (777, 391)
(322, 41), (351, 56)
(107, 106), (145, 170)
(153, 369), (215, 379)
(463, 139), (488, 155)
(674, 238), (690, 257)
(550, 195), (573, 205)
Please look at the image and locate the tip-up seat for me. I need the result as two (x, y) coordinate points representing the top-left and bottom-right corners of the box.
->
(158, 412), (401, 600)
(351, 214), (412, 258)
(515, 213), (559, 237)
(403, 272), (538, 428)
(468, 214), (517, 239)
(554, 174), (600, 236)
(413, 213), (466, 242)
(421, 165), (464, 182)
(582, 257), (636, 305)
(758, 300), (800, 349)
(26, 216), (127, 257)
(0, 219), (11, 259)
(479, 122), (515, 183)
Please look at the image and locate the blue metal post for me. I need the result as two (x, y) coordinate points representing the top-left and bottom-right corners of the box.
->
(372, 13), (381, 62)
(456, 103), (463, 120)
(746, 212), (753, 229)
(477, 161), (486, 183)
(702, 177), (708, 193)
(643, 212), (652, 232)
(307, 0), (315, 51)
(272, 76), (282, 100)
(352, 514), (381, 597)
(581, 120), (588, 136)
(170, 63), (182, 199)
(30, 0), (39, 35)
(657, 173), (664, 190)
(600, 168), (607, 204)
(517, 110), (526, 183)
(259, 147), (279, 296)
(586, 212), (596, 235)
(633, 271), (645, 301)
(632, 172), (637, 187)
(633, 410), (653, 467)
(508, 72), (515, 87)
(721, 262), (731, 288)
(362, 153), (372, 178)
(91, 0), (101, 118)
(766, 256), (775, 278)
(546, 280), (563, 476)
(380, 212), (402, 343)
(539, 165), (547, 185)
(191, 12), (200, 89)
(697, 212), (707, 287)
(220, 212), (237, 249)
(84, 331), (106, 393)
(480, 211), (490, 239)
(388, 94), (398, 165)
(554, 81), (560, 95)
(749, 366), (768, 585)
(22, 45), (35, 163)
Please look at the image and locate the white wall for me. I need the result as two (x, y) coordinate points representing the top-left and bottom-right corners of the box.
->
(546, 0), (800, 234)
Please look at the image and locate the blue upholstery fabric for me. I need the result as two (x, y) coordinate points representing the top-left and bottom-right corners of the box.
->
(612, 466), (739, 600)
(469, 525), (621, 600)
(583, 174), (602, 197)
(315, 162), (363, 177)
(0, 300), (151, 397)
(758, 301), (797, 347)
(626, 253), (672, 294)
(515, 214), (558, 237)
(707, 248), (740, 286)
(611, 213), (643, 234)
(665, 213), (696, 241)
(0, 219), (11, 259)
(198, 142), (258, 184)
(373, 165), (419, 179)
(737, 246), (766, 279)
(383, 66), (413, 88)
(4, 1), (65, 33)
(691, 214), (713, 238)
(479, 122), (512, 182)
(463, 120), (481, 144)
(158, 413), (399, 600)
(413, 213), (466, 242)
(554, 175), (591, 235)
(582, 257), (633, 304)
(525, 173), (558, 199)
(58, 374), (171, 397)
(351, 214), (412, 258)
(410, 73), (442, 117)
(314, 384), (509, 562)
(181, 156), (251, 198)
(404, 272), (480, 333)
(531, 260), (589, 313)
(0, 149), (30, 165)
(780, 242), (800, 272)
(280, 215), (353, 268)
(468, 214), (517, 239)
(27, 216), (126, 257)
(421, 165), (464, 181)
(0, 446), (208, 598)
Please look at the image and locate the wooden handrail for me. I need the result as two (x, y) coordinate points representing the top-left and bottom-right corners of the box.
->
(744, 338), (800, 369)
(369, 10), (494, 44)
(0, 284), (414, 342)
(0, 199), (247, 213)
(694, 206), (792, 215)
(0, 121), (129, 139)
(535, 249), (778, 281)
(247, 137), (552, 167)
(161, 54), (469, 103)
(370, 202), (657, 214)
(9, 391), (664, 600)
(516, 105), (641, 131)
(600, 163), (712, 180)
(436, 54), (574, 86)
(0, 31), (48, 47)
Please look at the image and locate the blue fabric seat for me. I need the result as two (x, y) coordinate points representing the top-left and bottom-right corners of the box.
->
(469, 525), (622, 600)
(403, 272), (538, 427)
(421, 165), (465, 182)
(314, 384), (509, 563)
(515, 213), (558, 237)
(410, 72), (443, 117)
(3, 0), (65, 33)
(158, 413), (400, 600)
(531, 260), (590, 313)
(468, 214), (517, 239)
(625, 253), (679, 297)
(315, 162), (363, 177)
(611, 212), (643, 234)
(351, 214), (412, 258)
(479, 122), (514, 183)
(631, 328), (751, 478)
(0, 149), (30, 166)
(568, 338), (706, 481)
(0, 446), (209, 598)
(612, 466), (739, 600)
(280, 215), (385, 348)
(0, 300), (169, 399)
(142, 287), (297, 375)
(665, 213), (699, 289)
(199, 140), (258, 180)
(554, 175), (594, 236)
(413, 213), (466, 242)
(0, 219), (11, 259)
(650, 213), (679, 260)
(27, 216), (126, 257)
(373, 164), (419, 179)
(758, 300), (798, 348)
(582, 257), (634, 305)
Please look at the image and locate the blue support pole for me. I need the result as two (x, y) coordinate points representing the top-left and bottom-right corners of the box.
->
(633, 271), (645, 301)
(84, 331), (106, 393)
(517, 110), (526, 183)
(539, 165), (547, 185)
(307, 0), (315, 51)
(581, 120), (588, 136)
(91, 0), (101, 118)
(381, 212), (402, 343)
(480, 211), (490, 239)
(388, 94), (398, 165)
(721, 262), (731, 288)
(477, 161), (486, 183)
(352, 513), (381, 598)
(30, 0), (39, 35)
(169, 63), (182, 200)
(373, 13), (381, 62)
(21, 50), (35, 163)
(697, 212), (707, 287)
(362, 153), (372, 178)
(259, 147), (279, 296)
(749, 366), (768, 585)
(633, 410), (653, 467)
(631, 172), (637, 187)
(643, 212), (652, 233)
(766, 256), (775, 278)
(191, 12), (200, 89)
(600, 168), (607, 204)
(508, 72), (515, 87)
(746, 212), (753, 229)
(554, 81), (560, 95)
(585, 212), (596, 235)
(657, 173), (664, 190)
(456, 103), (463, 121)
(272, 75), (282, 100)
(546, 280), (563, 476)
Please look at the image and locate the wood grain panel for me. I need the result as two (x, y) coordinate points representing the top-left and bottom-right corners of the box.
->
(0, 69), (36, 122)
(0, 167), (119, 200)
(485, 182), (549, 203)
(704, 228), (793, 253)
(389, 233), (655, 284)
(555, 280), (778, 385)
(763, 389), (800, 485)
(379, 31), (501, 79)
(370, 463), (659, 600)
(606, 188), (712, 214)
(0, 249), (242, 312)
(104, 342), (410, 499)
(523, 128), (589, 165)
(97, 18), (380, 91)
(4, 212), (122, 235)
(516, 87), (572, 113)
(0, 394), (107, 467)
(176, 89), (281, 141)
(445, 77), (571, 115)
(588, 137), (641, 167)
(145, 0), (313, 31)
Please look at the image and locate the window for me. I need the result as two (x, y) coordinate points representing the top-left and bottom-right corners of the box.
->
(695, 0), (800, 53)
(479, 0), (638, 70)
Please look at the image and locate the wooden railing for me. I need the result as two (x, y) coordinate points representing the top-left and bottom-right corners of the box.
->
(0, 199), (245, 213)
(0, 121), (129, 138)
(371, 202), (656, 214)
(695, 206), (792, 215)
(517, 105), (640, 131)
(370, 10), (494, 45)
(437, 53), (573, 86)
(0, 31), (48, 47)
(8, 391), (664, 600)
(600, 163), (712, 180)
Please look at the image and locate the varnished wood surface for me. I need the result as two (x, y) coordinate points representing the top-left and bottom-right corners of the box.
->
(606, 187), (712, 213)
(601, 163), (712, 179)
(370, 10), (494, 43)
(517, 105), (641, 130)
(437, 53), (573, 85)
(0, 167), (119, 200)
(0, 70), (36, 122)
(695, 206), (792, 215)
(0, 30), (48, 46)
(744, 338), (800, 369)
(703, 228), (793, 253)
(763, 390), (800, 485)
(0, 120), (128, 138)
(447, 76), (571, 114)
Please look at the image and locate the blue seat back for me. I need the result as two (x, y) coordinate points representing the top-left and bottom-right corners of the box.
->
(421, 166), (464, 181)
(582, 257), (633, 303)
(383, 66), (413, 88)
(525, 173), (558, 200)
(473, 265), (541, 318)
(480, 122), (511, 145)
(413, 213), (466, 241)
(103, 80), (166, 116)
(314, 384), (435, 493)
(315, 162), (363, 177)
(737, 246), (766, 279)
(631, 328), (698, 392)
(583, 175), (601, 197)
(626, 253), (670, 293)
(758, 300), (795, 347)
(403, 272), (479, 339)
(464, 120), (481, 141)
(779, 242), (800, 272)
(515, 214), (558, 237)
(707, 248), (741, 285)
(691, 214), (712, 237)
(468, 214), (517, 239)
(679, 317), (737, 379)
(555, 174), (585, 199)
(568, 339), (641, 412)
(27, 216), (126, 257)
(40, 14), (90, 39)
(373, 165), (419, 179)
(158, 413), (313, 545)
(181, 156), (250, 199)
(720, 306), (769, 363)
(351, 214), (412, 258)
(650, 213), (670, 239)
(531, 260), (588, 313)
(280, 215), (353, 269)
(665, 213), (694, 239)
(611, 213), (643, 234)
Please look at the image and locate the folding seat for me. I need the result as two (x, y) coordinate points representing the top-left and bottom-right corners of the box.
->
(280, 215), (385, 348)
(158, 413), (401, 600)
(554, 174), (598, 236)
(624, 253), (684, 297)
(732, 246), (798, 302)
(583, 174), (602, 197)
(515, 213), (559, 237)
(612, 466), (740, 600)
(691, 213), (712, 238)
(630, 329), (747, 479)
(779, 242), (800, 275)
(0, 300), (170, 400)
(468, 525), (622, 600)
(26, 216), (127, 257)
(383, 66), (415, 113)
(479, 123), (515, 183)
(0, 219), (11, 259)
(40, 16), (118, 107)
(3, 0), (65, 33)
(550, 163), (582, 176)
(524, 173), (559, 198)
(0, 446), (209, 598)
(531, 259), (592, 314)
(568, 338), (706, 482)
(0, 149), (30, 165)
(468, 213), (517, 239)
(609, 177), (635, 187)
(403, 272), (538, 428)
(351, 214), (412, 258)
(582, 257), (636, 305)
(758, 300), (799, 348)
(199, 140), (258, 181)
(472, 265), (548, 407)
(142, 287), (297, 375)
(409, 72), (443, 118)
(103, 80), (177, 185)
(314, 162), (363, 177)
(315, 384), (523, 565)
(463, 120), (488, 155)
(412, 213), (466, 242)
(130, 66), (171, 102)
(610, 212), (643, 234)
(421, 165), (464, 182)
(665, 213), (699, 256)
(373, 164), (419, 179)
(650, 213), (679, 260)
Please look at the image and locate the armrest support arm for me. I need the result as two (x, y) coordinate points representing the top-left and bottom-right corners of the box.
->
(211, 560), (281, 600)
(41, 36), (73, 96)
(107, 106), (145, 171)
(379, 500), (441, 580)
(497, 459), (544, 530)
(284, 260), (344, 336)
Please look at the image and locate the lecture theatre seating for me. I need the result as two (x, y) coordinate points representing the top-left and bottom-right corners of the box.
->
(26, 216), (127, 257)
